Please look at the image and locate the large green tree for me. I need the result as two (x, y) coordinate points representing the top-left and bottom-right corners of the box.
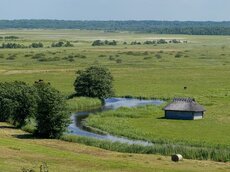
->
(74, 66), (114, 100)
(34, 81), (70, 138)
(0, 81), (38, 127)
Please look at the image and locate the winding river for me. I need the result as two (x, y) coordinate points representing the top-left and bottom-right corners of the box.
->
(68, 97), (164, 146)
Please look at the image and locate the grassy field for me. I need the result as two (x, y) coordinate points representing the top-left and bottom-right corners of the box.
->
(0, 29), (230, 169)
(86, 105), (230, 147)
(0, 122), (229, 172)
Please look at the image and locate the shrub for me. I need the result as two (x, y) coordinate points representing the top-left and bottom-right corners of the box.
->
(98, 54), (106, 57)
(116, 59), (122, 63)
(5, 36), (19, 40)
(51, 41), (73, 47)
(24, 54), (32, 57)
(109, 56), (115, 60)
(155, 54), (162, 59)
(37, 57), (60, 62)
(143, 56), (152, 60)
(92, 40), (104, 46)
(157, 39), (167, 44)
(0, 54), (4, 58)
(6, 55), (16, 60)
(51, 41), (64, 47)
(144, 40), (156, 45)
(175, 52), (183, 58)
(171, 39), (181, 43)
(131, 41), (141, 45)
(92, 40), (117, 46)
(29, 42), (44, 48)
(32, 53), (46, 59)
(1, 43), (25, 49)
(64, 41), (74, 47)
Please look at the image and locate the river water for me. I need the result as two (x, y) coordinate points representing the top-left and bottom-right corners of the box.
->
(67, 97), (164, 146)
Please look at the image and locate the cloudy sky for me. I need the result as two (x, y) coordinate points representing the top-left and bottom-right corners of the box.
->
(0, 0), (229, 21)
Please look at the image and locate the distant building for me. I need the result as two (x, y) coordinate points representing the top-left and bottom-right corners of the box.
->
(163, 98), (205, 120)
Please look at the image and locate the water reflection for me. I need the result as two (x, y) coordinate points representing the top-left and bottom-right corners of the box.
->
(68, 97), (164, 145)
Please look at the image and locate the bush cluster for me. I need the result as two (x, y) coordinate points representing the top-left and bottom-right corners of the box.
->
(0, 41), (73, 49)
(1, 43), (26, 49)
(131, 41), (141, 45)
(5, 36), (19, 40)
(62, 54), (87, 62)
(92, 40), (117, 46)
(144, 39), (181, 45)
(51, 41), (73, 47)
(29, 42), (44, 48)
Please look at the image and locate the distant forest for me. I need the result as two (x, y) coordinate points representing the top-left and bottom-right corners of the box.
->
(1, 20), (230, 35)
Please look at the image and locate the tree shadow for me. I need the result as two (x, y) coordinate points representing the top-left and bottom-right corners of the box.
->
(12, 133), (49, 140)
(12, 134), (35, 139)
(157, 117), (166, 119)
(0, 126), (17, 129)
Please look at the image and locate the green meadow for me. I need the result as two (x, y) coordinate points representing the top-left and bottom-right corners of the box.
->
(1, 122), (229, 172)
(0, 29), (230, 170)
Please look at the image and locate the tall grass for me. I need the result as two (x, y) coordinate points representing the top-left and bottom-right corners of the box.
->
(66, 97), (102, 112)
(61, 135), (230, 162)
(85, 105), (230, 147)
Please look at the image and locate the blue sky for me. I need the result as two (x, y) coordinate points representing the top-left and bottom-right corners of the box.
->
(0, 0), (230, 21)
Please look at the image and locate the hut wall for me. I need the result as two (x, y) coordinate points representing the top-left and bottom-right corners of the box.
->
(165, 111), (194, 120)
(193, 112), (203, 120)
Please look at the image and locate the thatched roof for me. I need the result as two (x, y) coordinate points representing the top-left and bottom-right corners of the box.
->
(163, 98), (205, 112)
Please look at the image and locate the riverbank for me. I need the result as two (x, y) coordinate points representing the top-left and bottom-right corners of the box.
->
(67, 97), (230, 162)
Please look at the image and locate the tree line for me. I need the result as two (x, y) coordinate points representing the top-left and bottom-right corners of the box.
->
(92, 40), (117, 46)
(0, 41), (73, 49)
(1, 20), (230, 35)
(0, 81), (70, 138)
(0, 36), (19, 40)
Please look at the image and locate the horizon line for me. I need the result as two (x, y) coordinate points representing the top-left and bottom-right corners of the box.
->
(0, 19), (230, 22)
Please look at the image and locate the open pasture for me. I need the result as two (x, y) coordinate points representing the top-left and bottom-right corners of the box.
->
(0, 29), (230, 166)
(1, 122), (229, 172)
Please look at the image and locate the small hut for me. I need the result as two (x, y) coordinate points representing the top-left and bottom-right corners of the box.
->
(163, 98), (205, 120)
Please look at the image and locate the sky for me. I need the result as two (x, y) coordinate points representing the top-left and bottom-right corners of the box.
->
(0, 0), (230, 21)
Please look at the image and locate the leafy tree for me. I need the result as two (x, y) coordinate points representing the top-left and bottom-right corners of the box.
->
(64, 41), (74, 47)
(51, 41), (73, 47)
(5, 36), (19, 40)
(157, 39), (167, 44)
(51, 41), (64, 47)
(92, 40), (104, 46)
(0, 81), (38, 127)
(131, 41), (141, 45)
(107, 40), (117, 45)
(34, 81), (70, 138)
(1, 43), (26, 49)
(29, 42), (44, 48)
(74, 66), (114, 100)
(92, 40), (117, 46)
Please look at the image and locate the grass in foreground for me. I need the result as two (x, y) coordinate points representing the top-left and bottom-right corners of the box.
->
(61, 134), (230, 162)
(0, 122), (229, 172)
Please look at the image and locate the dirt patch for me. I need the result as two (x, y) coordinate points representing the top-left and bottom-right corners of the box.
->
(3, 69), (76, 75)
